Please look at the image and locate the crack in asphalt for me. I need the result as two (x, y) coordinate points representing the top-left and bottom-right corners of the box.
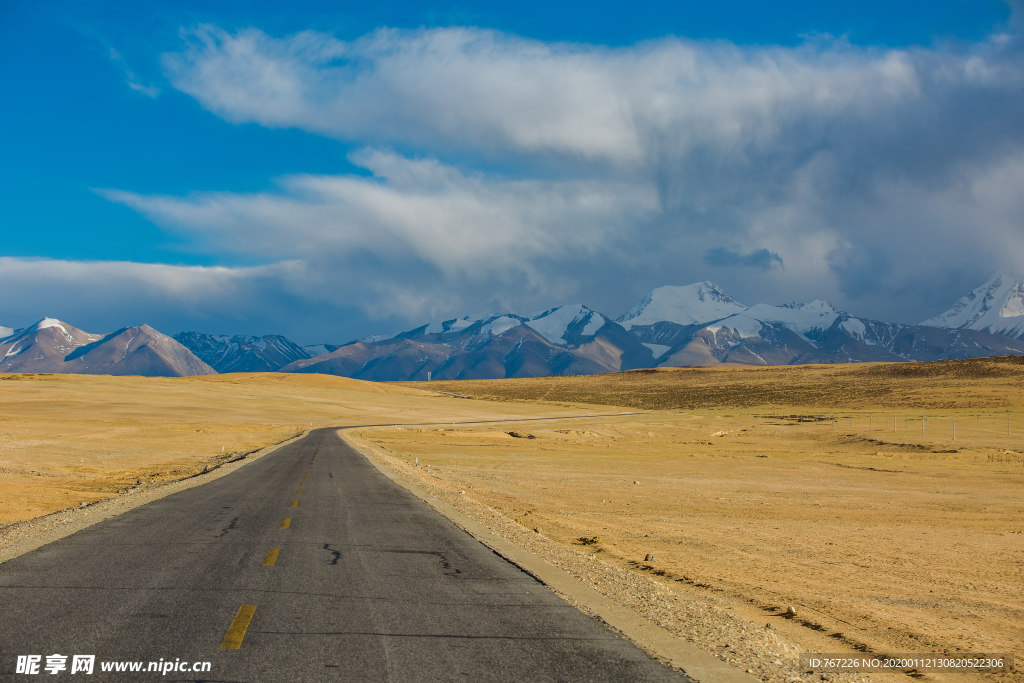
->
(322, 543), (342, 565)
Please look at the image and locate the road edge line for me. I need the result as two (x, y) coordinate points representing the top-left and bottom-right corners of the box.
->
(341, 428), (758, 683)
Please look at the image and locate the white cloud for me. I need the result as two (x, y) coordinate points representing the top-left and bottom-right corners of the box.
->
(153, 25), (1024, 321)
(0, 257), (302, 318)
(99, 150), (657, 279)
(32, 22), (1021, 337)
(162, 26), (956, 172)
(160, 26), (1024, 179)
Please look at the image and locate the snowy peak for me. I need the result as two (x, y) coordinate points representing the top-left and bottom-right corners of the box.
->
(24, 317), (70, 334)
(1, 320), (213, 376)
(303, 344), (341, 357)
(480, 315), (523, 337)
(921, 269), (1024, 339)
(381, 315), (483, 342)
(2, 318), (102, 353)
(524, 304), (606, 346)
(699, 300), (843, 347)
(379, 306), (610, 347)
(741, 300), (840, 336)
(1001, 283), (1024, 318)
(616, 282), (746, 330)
(424, 316), (477, 335)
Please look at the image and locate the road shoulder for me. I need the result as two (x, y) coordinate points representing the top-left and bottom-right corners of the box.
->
(342, 427), (759, 683)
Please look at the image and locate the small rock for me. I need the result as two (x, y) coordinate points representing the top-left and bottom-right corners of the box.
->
(765, 623), (772, 629)
(79, 502), (87, 507)
(772, 659), (783, 665)
(785, 605), (797, 617)
(633, 480), (640, 485)
(644, 553), (655, 562)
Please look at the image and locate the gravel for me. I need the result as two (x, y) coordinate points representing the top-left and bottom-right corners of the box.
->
(349, 431), (878, 683)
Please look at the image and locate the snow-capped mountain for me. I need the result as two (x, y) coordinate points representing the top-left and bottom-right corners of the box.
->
(174, 332), (311, 373)
(277, 280), (1024, 379)
(302, 343), (342, 356)
(0, 325), (13, 338)
(1, 318), (103, 370)
(525, 304), (609, 345)
(280, 304), (653, 381)
(386, 305), (611, 348)
(921, 270), (1024, 339)
(0, 319), (214, 376)
(662, 299), (1024, 366)
(11, 275), (1022, 382)
(617, 282), (747, 330)
(616, 282), (749, 352)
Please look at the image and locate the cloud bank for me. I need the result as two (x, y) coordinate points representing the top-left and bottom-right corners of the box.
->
(12, 22), (1024, 340)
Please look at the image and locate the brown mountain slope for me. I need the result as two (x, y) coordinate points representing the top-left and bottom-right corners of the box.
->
(281, 317), (657, 380)
(0, 319), (214, 377)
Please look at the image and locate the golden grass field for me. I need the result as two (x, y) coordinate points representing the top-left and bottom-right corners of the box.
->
(425, 355), (1024, 411)
(0, 372), (583, 523)
(2, 359), (1023, 680)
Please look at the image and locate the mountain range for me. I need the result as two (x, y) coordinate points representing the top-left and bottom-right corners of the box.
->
(5, 270), (1024, 378)
(277, 279), (1024, 380)
(172, 332), (312, 373)
(921, 269), (1024, 339)
(279, 304), (654, 381)
(0, 319), (214, 376)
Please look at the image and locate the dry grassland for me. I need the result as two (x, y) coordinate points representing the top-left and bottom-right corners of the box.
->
(425, 356), (1024, 410)
(3, 361), (1023, 682)
(372, 359), (1024, 679)
(0, 372), (582, 524)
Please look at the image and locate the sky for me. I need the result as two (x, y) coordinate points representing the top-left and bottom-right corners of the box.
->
(2, 0), (1024, 344)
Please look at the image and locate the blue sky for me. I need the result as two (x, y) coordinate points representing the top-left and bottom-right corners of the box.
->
(2, 0), (1022, 342)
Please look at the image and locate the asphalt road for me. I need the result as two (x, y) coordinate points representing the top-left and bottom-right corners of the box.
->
(0, 428), (687, 682)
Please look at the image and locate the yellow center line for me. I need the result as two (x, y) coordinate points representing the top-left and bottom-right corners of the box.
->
(297, 489), (303, 494)
(262, 548), (280, 566)
(280, 518), (291, 528)
(290, 500), (298, 507)
(220, 605), (257, 649)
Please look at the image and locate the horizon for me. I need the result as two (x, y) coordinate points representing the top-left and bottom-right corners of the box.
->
(0, 271), (1007, 347)
(3, 1), (1024, 343)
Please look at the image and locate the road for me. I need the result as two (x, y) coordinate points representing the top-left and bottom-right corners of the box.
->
(0, 428), (686, 681)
